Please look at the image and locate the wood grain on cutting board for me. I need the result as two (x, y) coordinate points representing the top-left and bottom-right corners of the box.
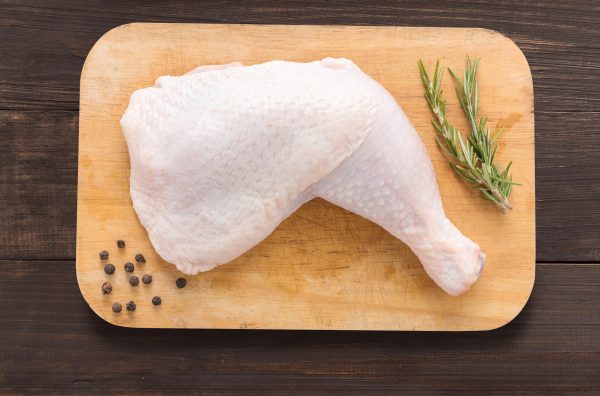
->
(77, 23), (535, 330)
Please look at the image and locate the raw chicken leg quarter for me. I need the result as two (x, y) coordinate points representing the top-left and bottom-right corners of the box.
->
(121, 58), (486, 296)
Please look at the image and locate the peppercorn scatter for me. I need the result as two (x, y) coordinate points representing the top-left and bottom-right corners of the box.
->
(176, 277), (187, 289)
(100, 245), (171, 313)
(102, 281), (112, 295)
(104, 263), (115, 274)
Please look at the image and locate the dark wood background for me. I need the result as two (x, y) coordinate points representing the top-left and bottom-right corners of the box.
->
(1, 1), (599, 394)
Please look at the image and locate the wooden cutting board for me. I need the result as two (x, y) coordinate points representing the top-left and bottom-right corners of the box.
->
(77, 23), (535, 330)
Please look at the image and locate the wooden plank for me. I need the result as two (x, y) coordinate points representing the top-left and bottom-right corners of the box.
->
(1, 261), (598, 393)
(536, 112), (600, 261)
(1, 0), (599, 112)
(76, 24), (535, 330)
(0, 110), (77, 259)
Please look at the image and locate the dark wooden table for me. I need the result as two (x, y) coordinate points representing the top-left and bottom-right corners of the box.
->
(1, 1), (599, 394)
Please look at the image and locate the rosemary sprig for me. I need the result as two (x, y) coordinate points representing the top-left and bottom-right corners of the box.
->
(418, 56), (517, 213)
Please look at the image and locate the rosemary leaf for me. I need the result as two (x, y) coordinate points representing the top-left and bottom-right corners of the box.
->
(418, 57), (518, 213)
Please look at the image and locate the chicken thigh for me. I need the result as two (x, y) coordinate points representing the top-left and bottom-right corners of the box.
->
(121, 58), (485, 295)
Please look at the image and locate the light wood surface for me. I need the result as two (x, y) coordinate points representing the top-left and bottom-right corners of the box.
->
(77, 23), (535, 330)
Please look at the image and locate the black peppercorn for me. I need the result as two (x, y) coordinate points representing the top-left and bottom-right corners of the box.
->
(124, 262), (134, 272)
(142, 274), (152, 284)
(104, 263), (115, 274)
(102, 281), (112, 295)
(117, 239), (126, 248)
(112, 302), (122, 313)
(99, 250), (109, 260)
(129, 276), (139, 286)
(152, 296), (162, 306)
(135, 253), (146, 264)
(126, 301), (136, 311)
(176, 277), (187, 289)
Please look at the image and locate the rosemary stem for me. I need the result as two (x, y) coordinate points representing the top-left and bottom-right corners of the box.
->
(486, 180), (512, 213)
